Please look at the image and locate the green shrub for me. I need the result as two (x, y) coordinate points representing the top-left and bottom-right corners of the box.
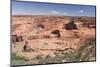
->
(12, 53), (29, 61)
(12, 53), (29, 65)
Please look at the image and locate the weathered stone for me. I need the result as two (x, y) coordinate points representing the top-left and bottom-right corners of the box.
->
(51, 30), (61, 37)
(64, 21), (77, 30)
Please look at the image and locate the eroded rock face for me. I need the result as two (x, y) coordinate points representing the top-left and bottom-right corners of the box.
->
(12, 35), (18, 42)
(51, 30), (61, 38)
(64, 21), (77, 30)
(23, 41), (34, 52)
(83, 22), (96, 28)
(12, 35), (23, 42)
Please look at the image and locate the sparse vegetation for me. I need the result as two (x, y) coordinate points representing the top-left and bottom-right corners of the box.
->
(31, 37), (96, 64)
(12, 53), (29, 65)
(73, 37), (96, 61)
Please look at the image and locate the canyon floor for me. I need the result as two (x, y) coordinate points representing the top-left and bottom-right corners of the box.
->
(12, 15), (96, 66)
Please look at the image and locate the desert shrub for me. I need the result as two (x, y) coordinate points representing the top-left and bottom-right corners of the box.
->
(12, 53), (29, 61)
(32, 54), (72, 64)
(72, 37), (96, 62)
(12, 53), (29, 65)
(32, 55), (60, 64)
(32, 55), (45, 64)
(12, 60), (27, 65)
(42, 55), (56, 64)
(32, 55), (44, 62)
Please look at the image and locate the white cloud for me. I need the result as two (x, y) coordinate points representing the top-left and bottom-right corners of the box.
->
(51, 10), (60, 14)
(63, 12), (68, 15)
(79, 10), (84, 13)
(51, 10), (68, 15)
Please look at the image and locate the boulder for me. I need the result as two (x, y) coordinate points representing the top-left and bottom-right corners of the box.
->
(64, 21), (77, 30)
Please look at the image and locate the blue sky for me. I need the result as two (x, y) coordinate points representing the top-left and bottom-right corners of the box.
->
(12, 1), (96, 17)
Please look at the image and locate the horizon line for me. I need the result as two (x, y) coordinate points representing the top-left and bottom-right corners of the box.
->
(12, 14), (96, 17)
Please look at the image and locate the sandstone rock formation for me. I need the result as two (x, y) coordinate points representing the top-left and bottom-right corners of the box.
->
(12, 15), (96, 60)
